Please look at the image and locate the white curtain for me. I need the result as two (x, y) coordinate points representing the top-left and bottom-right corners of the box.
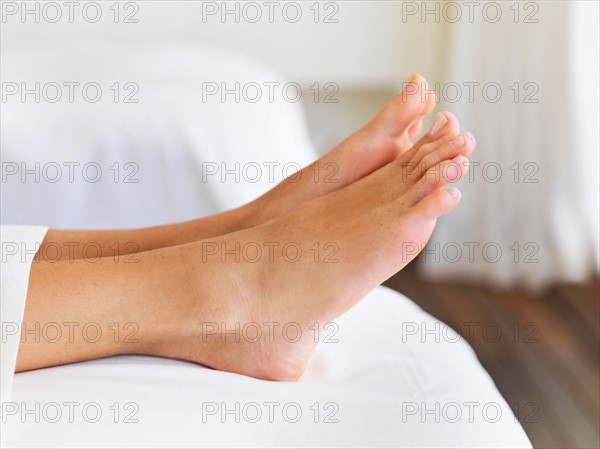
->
(419, 1), (599, 290)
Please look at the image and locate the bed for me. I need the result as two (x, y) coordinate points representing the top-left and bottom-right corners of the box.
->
(0, 43), (532, 448)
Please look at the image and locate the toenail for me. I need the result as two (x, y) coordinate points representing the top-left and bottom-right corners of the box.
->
(452, 135), (465, 147)
(453, 155), (468, 164)
(429, 113), (448, 135)
(447, 188), (460, 198)
(405, 73), (416, 83)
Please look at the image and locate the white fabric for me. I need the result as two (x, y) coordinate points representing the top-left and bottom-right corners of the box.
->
(1, 43), (317, 228)
(421, 1), (600, 290)
(0, 44), (530, 447)
(1, 272), (531, 448)
(0, 225), (48, 405)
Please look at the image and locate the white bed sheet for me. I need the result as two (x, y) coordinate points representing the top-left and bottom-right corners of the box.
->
(0, 226), (531, 448)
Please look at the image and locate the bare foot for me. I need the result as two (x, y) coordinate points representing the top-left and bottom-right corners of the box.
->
(37, 74), (456, 261)
(16, 90), (468, 374)
(161, 130), (475, 381)
(244, 74), (458, 225)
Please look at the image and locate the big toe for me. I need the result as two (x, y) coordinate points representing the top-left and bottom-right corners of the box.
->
(376, 73), (437, 139)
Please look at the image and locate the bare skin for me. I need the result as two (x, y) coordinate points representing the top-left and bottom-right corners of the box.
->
(17, 75), (475, 381)
(157, 131), (475, 381)
(35, 75), (458, 261)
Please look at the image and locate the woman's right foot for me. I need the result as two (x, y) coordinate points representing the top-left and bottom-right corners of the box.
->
(161, 129), (475, 381)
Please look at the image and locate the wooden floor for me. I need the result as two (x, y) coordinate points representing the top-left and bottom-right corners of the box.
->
(384, 263), (600, 449)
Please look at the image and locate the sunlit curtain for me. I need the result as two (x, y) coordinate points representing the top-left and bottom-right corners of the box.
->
(419, 1), (599, 290)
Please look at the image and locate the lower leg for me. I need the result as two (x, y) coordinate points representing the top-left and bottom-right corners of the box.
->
(16, 248), (191, 371)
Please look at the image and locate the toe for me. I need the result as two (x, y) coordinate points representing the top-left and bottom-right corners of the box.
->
(407, 119), (424, 140)
(418, 132), (475, 173)
(410, 188), (462, 219)
(408, 156), (470, 204)
(376, 73), (436, 138)
(417, 111), (460, 148)
(399, 134), (456, 182)
(399, 111), (461, 161)
(425, 111), (460, 139)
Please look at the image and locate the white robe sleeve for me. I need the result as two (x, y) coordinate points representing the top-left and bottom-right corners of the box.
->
(1, 225), (48, 404)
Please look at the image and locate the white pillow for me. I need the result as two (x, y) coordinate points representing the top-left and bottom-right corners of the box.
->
(1, 43), (317, 229)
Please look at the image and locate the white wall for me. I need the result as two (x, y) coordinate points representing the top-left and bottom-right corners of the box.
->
(2, 1), (409, 89)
